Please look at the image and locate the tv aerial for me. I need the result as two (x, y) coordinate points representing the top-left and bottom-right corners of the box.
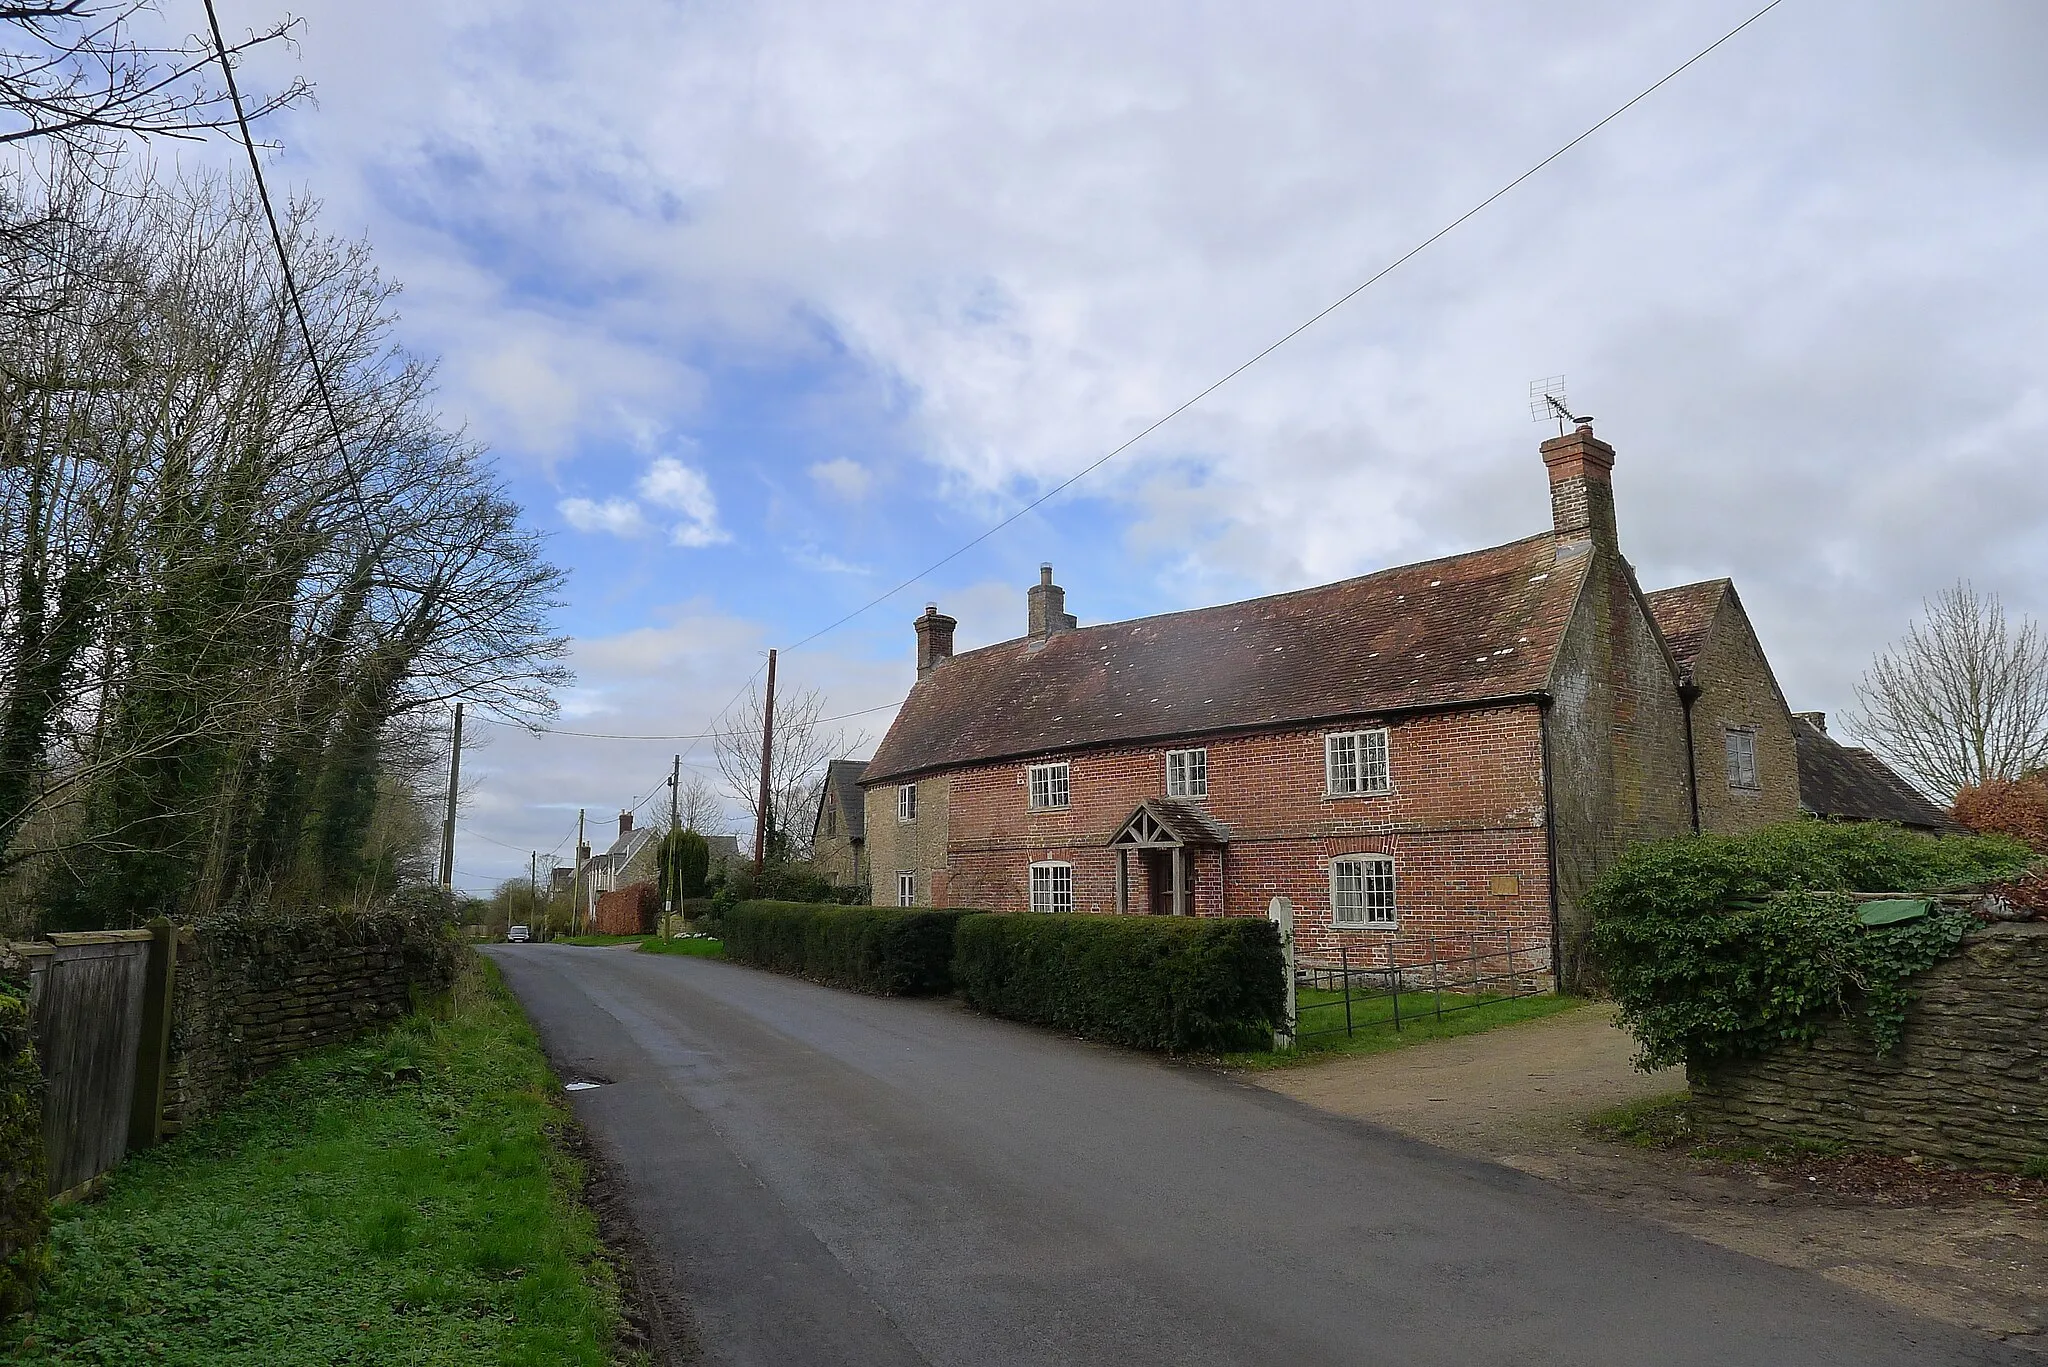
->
(1528, 376), (1592, 435)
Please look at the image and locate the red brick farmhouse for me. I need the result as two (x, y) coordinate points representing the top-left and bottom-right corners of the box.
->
(860, 427), (1804, 989)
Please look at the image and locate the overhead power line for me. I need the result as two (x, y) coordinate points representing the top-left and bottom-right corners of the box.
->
(523, 696), (898, 742)
(202, 0), (379, 536)
(779, 0), (1788, 657)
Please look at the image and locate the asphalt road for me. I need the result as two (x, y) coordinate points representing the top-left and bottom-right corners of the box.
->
(486, 944), (2024, 1367)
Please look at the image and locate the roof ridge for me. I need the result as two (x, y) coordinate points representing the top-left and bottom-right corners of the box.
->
(931, 530), (1557, 666)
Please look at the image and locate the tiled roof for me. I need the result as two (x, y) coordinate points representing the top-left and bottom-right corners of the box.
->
(1793, 715), (1955, 832)
(817, 759), (869, 840)
(1644, 579), (1729, 678)
(864, 534), (1589, 784)
(1111, 798), (1232, 847)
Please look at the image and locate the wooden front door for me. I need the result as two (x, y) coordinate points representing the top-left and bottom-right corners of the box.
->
(1140, 848), (1194, 915)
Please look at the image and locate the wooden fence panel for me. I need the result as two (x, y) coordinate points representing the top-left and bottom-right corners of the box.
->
(26, 932), (152, 1197)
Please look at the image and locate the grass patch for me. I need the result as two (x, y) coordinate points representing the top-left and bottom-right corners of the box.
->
(1220, 992), (1588, 1069)
(1, 955), (624, 1366)
(553, 933), (647, 947)
(635, 935), (723, 958)
(1585, 1091), (1696, 1149)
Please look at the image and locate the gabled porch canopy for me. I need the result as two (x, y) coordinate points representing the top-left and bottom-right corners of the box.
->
(1106, 800), (1228, 915)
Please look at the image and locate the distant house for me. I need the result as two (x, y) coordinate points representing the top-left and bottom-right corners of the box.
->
(1791, 712), (1955, 833)
(810, 759), (870, 891)
(577, 811), (661, 922)
(860, 425), (1802, 989)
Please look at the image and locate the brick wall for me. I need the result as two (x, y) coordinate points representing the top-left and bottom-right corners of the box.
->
(593, 880), (657, 935)
(863, 774), (951, 907)
(1688, 923), (2048, 1171)
(1547, 546), (1695, 988)
(933, 705), (1555, 963)
(163, 910), (456, 1134)
(1687, 593), (1800, 835)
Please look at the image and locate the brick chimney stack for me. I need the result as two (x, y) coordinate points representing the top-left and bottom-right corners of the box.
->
(1541, 424), (1618, 550)
(618, 810), (633, 840)
(1027, 563), (1077, 640)
(914, 602), (957, 677)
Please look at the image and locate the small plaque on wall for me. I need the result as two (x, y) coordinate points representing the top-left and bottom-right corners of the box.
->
(1489, 875), (1521, 897)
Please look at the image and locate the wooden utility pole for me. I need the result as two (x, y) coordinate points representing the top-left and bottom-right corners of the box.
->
(664, 753), (681, 938)
(439, 700), (464, 890)
(530, 850), (538, 941)
(753, 649), (777, 874)
(571, 807), (586, 936)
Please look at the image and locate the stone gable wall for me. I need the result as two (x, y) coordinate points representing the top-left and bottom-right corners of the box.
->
(1688, 923), (2048, 1171)
(1688, 597), (1801, 836)
(863, 774), (951, 908)
(1546, 547), (1696, 988)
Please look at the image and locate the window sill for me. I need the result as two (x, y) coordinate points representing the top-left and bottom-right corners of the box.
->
(1330, 921), (1400, 932)
(1323, 790), (1392, 801)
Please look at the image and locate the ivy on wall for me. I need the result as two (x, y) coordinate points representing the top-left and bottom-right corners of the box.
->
(1587, 821), (2033, 1070)
(0, 949), (49, 1319)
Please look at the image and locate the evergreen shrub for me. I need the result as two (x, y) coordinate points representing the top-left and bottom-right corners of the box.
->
(1587, 821), (2034, 1070)
(0, 950), (48, 1319)
(952, 913), (1285, 1053)
(720, 901), (972, 995)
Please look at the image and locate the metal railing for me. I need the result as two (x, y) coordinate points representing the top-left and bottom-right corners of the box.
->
(1292, 933), (1548, 1041)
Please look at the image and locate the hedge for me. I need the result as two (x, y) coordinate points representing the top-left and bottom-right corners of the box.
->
(720, 902), (972, 995)
(952, 913), (1285, 1053)
(1587, 820), (2036, 1069)
(0, 947), (48, 1319)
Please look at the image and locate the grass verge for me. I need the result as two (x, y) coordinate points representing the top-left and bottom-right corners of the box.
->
(634, 935), (723, 958)
(1, 955), (627, 1367)
(554, 933), (647, 947)
(1585, 1090), (1696, 1149)
(1220, 992), (1587, 1069)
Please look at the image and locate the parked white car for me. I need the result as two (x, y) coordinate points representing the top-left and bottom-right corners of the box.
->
(506, 925), (531, 943)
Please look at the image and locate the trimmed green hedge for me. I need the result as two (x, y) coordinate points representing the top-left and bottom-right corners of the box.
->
(0, 951), (48, 1319)
(720, 902), (972, 995)
(952, 913), (1285, 1053)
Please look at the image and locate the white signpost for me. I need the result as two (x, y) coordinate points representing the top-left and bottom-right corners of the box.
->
(1268, 895), (1296, 1050)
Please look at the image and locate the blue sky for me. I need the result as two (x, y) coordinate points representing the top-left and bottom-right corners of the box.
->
(178, 0), (2048, 892)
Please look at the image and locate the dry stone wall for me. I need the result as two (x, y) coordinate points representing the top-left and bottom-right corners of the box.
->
(164, 907), (457, 1134)
(1688, 923), (2048, 1170)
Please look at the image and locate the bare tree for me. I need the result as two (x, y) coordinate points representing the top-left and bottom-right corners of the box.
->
(712, 682), (864, 862)
(674, 768), (723, 834)
(1850, 582), (2048, 802)
(1, 2), (305, 161)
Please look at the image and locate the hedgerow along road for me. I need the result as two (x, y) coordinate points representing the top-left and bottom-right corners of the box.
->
(486, 943), (2026, 1367)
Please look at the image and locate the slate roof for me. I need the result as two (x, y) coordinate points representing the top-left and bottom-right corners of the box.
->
(864, 534), (1590, 784)
(1793, 715), (1955, 832)
(1111, 798), (1233, 846)
(1643, 579), (1729, 678)
(816, 759), (870, 841)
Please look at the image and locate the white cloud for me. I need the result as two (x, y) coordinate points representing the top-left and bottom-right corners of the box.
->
(808, 457), (873, 501)
(637, 457), (729, 547)
(557, 496), (650, 538)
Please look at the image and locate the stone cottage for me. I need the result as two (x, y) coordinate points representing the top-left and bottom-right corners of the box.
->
(810, 759), (871, 891)
(860, 427), (1800, 989)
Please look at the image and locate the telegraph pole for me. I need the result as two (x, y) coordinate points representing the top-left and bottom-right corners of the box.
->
(753, 649), (777, 874)
(439, 701), (464, 890)
(571, 807), (586, 936)
(530, 851), (538, 942)
(665, 753), (681, 938)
